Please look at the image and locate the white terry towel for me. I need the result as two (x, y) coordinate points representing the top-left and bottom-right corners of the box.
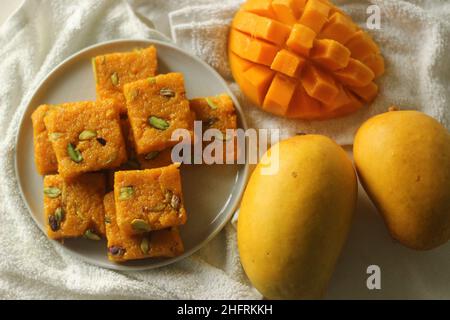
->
(0, 0), (259, 300)
(168, 0), (450, 145)
(1, 0), (450, 300)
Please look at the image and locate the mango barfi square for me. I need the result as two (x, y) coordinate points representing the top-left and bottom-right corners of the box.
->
(120, 117), (173, 170)
(31, 104), (58, 175)
(104, 192), (184, 262)
(114, 164), (187, 236)
(123, 73), (195, 155)
(44, 100), (127, 179)
(44, 173), (106, 240)
(190, 94), (238, 160)
(92, 46), (158, 113)
(189, 94), (237, 134)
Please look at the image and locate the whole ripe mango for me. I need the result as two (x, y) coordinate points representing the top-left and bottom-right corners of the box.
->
(238, 135), (357, 299)
(354, 110), (450, 250)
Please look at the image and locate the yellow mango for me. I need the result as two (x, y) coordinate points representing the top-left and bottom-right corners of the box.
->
(238, 135), (357, 299)
(354, 110), (450, 250)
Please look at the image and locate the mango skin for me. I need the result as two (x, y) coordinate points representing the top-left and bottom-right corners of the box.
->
(238, 135), (357, 299)
(354, 110), (450, 250)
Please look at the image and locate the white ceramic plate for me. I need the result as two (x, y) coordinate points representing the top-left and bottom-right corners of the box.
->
(15, 39), (249, 271)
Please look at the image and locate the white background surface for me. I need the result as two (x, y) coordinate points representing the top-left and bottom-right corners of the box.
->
(0, 0), (22, 26)
(2, 0), (449, 299)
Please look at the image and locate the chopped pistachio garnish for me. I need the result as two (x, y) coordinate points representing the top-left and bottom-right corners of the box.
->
(119, 186), (134, 200)
(205, 97), (218, 110)
(148, 116), (169, 130)
(49, 132), (63, 142)
(67, 143), (83, 163)
(79, 130), (97, 141)
(140, 237), (150, 254)
(131, 219), (151, 232)
(44, 187), (61, 198)
(111, 72), (119, 86)
(160, 88), (175, 98)
(144, 151), (160, 160)
(84, 229), (101, 241)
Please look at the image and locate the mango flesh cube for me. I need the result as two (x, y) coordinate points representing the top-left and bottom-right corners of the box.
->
(287, 83), (323, 119)
(272, 0), (300, 25)
(44, 174), (106, 240)
(310, 39), (351, 71)
(31, 104), (58, 175)
(334, 58), (375, 87)
(104, 192), (184, 262)
(124, 73), (194, 155)
(301, 64), (339, 105)
(114, 164), (187, 236)
(263, 73), (297, 116)
(232, 11), (291, 46)
(362, 54), (385, 78)
(271, 49), (305, 77)
(298, 0), (331, 33)
(242, 65), (276, 106)
(44, 100), (128, 179)
(93, 46), (157, 114)
(346, 30), (380, 60)
(229, 52), (275, 107)
(242, 0), (277, 19)
(320, 12), (357, 44)
(322, 83), (352, 112)
(328, 89), (363, 118)
(349, 82), (379, 102)
(286, 24), (317, 57)
(229, 30), (279, 66)
(229, 0), (384, 120)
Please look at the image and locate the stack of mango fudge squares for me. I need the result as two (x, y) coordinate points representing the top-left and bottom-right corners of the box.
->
(31, 46), (238, 262)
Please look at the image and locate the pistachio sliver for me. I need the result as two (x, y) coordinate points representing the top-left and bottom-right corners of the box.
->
(144, 151), (160, 161)
(84, 229), (101, 241)
(119, 186), (134, 201)
(131, 219), (151, 232)
(205, 97), (218, 110)
(67, 143), (83, 163)
(148, 77), (156, 84)
(49, 132), (63, 142)
(170, 194), (181, 211)
(54, 207), (65, 224)
(148, 116), (169, 131)
(79, 130), (97, 141)
(160, 88), (175, 98)
(111, 72), (119, 86)
(44, 187), (61, 198)
(140, 237), (150, 254)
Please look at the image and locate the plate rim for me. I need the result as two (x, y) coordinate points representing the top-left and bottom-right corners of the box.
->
(14, 38), (250, 271)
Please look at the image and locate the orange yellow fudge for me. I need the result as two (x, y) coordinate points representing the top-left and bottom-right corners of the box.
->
(31, 104), (58, 175)
(44, 173), (106, 240)
(44, 100), (127, 179)
(114, 164), (187, 236)
(123, 73), (195, 155)
(104, 192), (184, 262)
(92, 46), (158, 113)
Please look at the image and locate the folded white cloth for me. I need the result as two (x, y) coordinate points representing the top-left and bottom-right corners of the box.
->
(169, 0), (450, 145)
(0, 0), (259, 300)
(1, 0), (450, 300)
